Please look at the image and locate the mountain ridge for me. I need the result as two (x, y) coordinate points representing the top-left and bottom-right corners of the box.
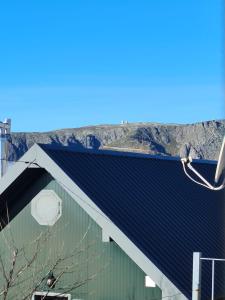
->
(7, 119), (225, 161)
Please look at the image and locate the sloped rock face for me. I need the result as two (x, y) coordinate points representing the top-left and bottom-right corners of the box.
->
(8, 120), (225, 161)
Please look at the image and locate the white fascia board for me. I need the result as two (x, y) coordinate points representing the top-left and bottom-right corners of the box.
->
(0, 144), (187, 300)
(0, 144), (39, 195)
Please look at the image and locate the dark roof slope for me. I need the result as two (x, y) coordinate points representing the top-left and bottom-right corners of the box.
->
(40, 144), (225, 299)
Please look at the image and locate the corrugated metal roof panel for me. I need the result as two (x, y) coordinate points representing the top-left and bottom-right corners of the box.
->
(39, 145), (225, 299)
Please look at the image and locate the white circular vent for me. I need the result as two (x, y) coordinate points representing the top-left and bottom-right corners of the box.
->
(31, 190), (62, 226)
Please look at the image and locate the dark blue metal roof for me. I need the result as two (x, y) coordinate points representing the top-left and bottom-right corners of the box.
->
(40, 144), (225, 299)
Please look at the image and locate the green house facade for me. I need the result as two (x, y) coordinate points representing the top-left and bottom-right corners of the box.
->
(0, 172), (161, 300)
(0, 144), (224, 300)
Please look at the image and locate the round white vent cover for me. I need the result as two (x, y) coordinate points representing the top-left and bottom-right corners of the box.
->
(31, 190), (62, 226)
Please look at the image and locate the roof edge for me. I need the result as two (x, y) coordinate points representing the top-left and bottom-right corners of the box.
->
(0, 143), (42, 194)
(38, 143), (217, 165)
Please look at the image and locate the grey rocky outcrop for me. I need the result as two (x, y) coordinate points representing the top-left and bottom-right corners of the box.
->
(7, 120), (225, 161)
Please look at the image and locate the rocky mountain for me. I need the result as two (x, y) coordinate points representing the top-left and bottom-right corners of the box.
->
(7, 120), (225, 161)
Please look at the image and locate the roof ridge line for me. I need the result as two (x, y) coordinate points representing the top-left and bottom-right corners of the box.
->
(38, 143), (217, 165)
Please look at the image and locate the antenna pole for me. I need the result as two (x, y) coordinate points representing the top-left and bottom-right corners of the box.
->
(0, 118), (11, 177)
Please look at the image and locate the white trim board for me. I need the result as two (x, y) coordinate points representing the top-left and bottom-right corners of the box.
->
(32, 291), (71, 299)
(0, 144), (187, 300)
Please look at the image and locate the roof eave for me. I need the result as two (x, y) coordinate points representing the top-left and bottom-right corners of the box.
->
(0, 143), (41, 195)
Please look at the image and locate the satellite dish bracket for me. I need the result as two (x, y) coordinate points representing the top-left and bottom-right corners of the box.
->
(186, 161), (215, 189)
(181, 157), (224, 191)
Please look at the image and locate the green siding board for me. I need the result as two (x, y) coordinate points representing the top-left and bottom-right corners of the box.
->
(0, 173), (162, 300)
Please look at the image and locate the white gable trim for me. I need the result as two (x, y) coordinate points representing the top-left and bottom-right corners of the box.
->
(0, 147), (38, 194)
(0, 144), (187, 300)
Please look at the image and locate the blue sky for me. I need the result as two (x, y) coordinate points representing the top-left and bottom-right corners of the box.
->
(0, 0), (224, 132)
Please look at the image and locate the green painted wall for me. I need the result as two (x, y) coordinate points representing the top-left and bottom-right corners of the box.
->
(0, 173), (161, 300)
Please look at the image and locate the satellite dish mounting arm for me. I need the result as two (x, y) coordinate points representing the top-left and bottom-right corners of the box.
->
(181, 157), (218, 190)
(181, 140), (225, 191)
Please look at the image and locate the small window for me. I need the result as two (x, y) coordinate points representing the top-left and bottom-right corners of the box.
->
(32, 292), (71, 300)
(145, 275), (156, 288)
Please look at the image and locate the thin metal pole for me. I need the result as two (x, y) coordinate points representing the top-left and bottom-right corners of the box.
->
(201, 258), (225, 261)
(211, 260), (215, 300)
(192, 252), (202, 300)
(0, 118), (11, 177)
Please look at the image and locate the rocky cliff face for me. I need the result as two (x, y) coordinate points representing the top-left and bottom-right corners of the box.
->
(7, 120), (225, 161)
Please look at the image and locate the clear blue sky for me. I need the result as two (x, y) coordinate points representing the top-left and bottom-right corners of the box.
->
(0, 0), (224, 132)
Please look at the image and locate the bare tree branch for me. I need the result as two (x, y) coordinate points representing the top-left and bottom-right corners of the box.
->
(0, 215), (107, 300)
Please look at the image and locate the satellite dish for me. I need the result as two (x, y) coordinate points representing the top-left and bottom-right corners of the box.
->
(214, 136), (225, 184)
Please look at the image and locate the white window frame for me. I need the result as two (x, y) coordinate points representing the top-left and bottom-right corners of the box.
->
(32, 291), (71, 300)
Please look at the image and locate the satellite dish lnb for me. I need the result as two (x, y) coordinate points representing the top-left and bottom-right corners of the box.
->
(214, 137), (225, 184)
